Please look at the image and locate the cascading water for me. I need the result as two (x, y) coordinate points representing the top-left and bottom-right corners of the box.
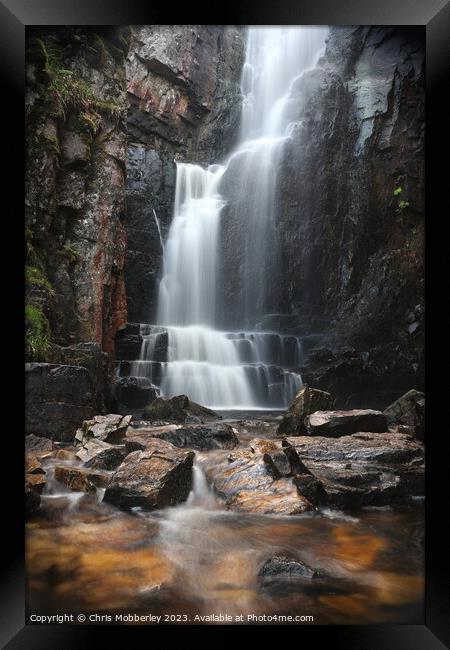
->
(128, 27), (329, 409)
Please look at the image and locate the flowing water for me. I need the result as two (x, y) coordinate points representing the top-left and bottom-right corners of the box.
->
(120, 27), (331, 410)
(27, 419), (424, 624)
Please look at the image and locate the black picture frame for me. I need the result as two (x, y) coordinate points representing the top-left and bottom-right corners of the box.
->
(2, 0), (449, 646)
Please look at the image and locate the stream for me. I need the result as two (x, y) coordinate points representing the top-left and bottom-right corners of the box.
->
(27, 413), (424, 625)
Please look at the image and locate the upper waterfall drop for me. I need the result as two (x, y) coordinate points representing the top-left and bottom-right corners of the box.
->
(151, 27), (329, 409)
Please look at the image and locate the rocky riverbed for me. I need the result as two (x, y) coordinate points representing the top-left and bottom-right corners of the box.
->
(26, 389), (425, 624)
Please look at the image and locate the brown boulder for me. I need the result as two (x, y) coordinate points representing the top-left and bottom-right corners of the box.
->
(75, 439), (126, 470)
(277, 385), (335, 436)
(103, 438), (194, 510)
(54, 466), (110, 493)
(142, 395), (220, 424)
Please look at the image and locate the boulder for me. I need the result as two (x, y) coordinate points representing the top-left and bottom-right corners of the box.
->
(153, 423), (239, 450)
(103, 438), (195, 510)
(75, 439), (127, 470)
(277, 385), (335, 436)
(25, 363), (97, 442)
(142, 395), (220, 424)
(54, 466), (110, 493)
(25, 434), (54, 453)
(115, 376), (158, 410)
(203, 449), (312, 515)
(283, 431), (424, 509)
(258, 556), (319, 581)
(25, 454), (45, 475)
(304, 409), (387, 437)
(74, 414), (132, 445)
(384, 389), (425, 440)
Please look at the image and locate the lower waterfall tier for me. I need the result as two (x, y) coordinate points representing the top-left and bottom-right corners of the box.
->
(116, 324), (303, 409)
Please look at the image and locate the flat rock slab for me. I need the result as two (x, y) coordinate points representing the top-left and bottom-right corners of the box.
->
(54, 465), (111, 493)
(283, 431), (424, 509)
(75, 439), (126, 470)
(103, 438), (194, 510)
(75, 414), (132, 445)
(125, 423), (239, 451)
(304, 409), (387, 437)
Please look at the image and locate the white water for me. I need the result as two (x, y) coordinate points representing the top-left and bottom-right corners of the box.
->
(152, 208), (164, 251)
(151, 27), (329, 409)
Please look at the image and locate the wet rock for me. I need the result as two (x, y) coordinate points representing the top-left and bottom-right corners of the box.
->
(304, 409), (387, 437)
(249, 438), (281, 455)
(277, 385), (335, 436)
(114, 323), (143, 360)
(103, 438), (194, 510)
(75, 439), (127, 470)
(204, 450), (312, 516)
(115, 376), (158, 410)
(26, 455), (45, 475)
(283, 431), (424, 509)
(55, 448), (78, 462)
(263, 450), (293, 479)
(25, 363), (97, 442)
(155, 423), (239, 451)
(25, 434), (53, 453)
(143, 395), (220, 424)
(75, 414), (132, 446)
(54, 466), (110, 493)
(26, 473), (47, 493)
(384, 389), (425, 440)
(258, 556), (319, 581)
(293, 474), (327, 504)
(25, 478), (41, 517)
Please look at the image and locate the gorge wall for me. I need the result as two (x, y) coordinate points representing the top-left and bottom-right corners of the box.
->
(220, 26), (425, 407)
(25, 25), (425, 439)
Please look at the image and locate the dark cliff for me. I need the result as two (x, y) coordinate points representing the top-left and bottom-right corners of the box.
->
(25, 25), (425, 438)
(124, 25), (245, 323)
(219, 27), (424, 407)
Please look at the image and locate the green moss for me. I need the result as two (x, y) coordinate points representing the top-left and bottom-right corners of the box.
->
(393, 178), (410, 215)
(42, 132), (60, 154)
(25, 304), (51, 361)
(25, 265), (54, 295)
(60, 243), (80, 263)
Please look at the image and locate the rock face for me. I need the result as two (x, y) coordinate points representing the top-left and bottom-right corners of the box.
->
(75, 414), (131, 445)
(103, 438), (195, 510)
(304, 409), (388, 437)
(219, 27), (424, 406)
(277, 385), (335, 436)
(25, 363), (97, 442)
(115, 376), (158, 410)
(284, 431), (424, 509)
(26, 28), (129, 357)
(142, 395), (220, 423)
(124, 26), (245, 322)
(384, 389), (425, 440)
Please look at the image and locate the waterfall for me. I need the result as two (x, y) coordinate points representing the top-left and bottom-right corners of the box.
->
(152, 208), (164, 252)
(138, 27), (328, 410)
